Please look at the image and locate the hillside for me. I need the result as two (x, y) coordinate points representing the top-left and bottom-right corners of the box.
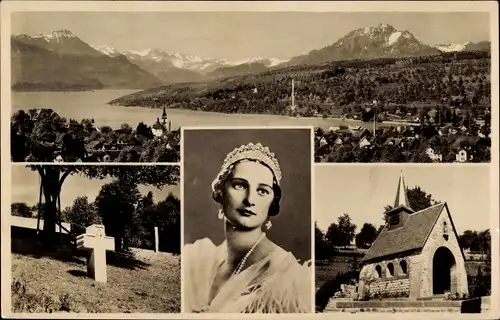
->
(11, 245), (180, 313)
(11, 40), (104, 91)
(109, 50), (491, 118)
(11, 32), (162, 91)
(465, 41), (491, 52)
(207, 62), (270, 79)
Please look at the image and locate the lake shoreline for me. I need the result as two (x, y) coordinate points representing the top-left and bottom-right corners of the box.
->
(11, 90), (416, 131)
(116, 104), (419, 127)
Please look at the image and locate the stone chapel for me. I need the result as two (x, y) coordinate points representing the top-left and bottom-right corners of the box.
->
(357, 172), (469, 300)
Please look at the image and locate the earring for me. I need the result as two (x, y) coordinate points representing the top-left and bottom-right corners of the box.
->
(218, 209), (224, 220)
(265, 220), (272, 230)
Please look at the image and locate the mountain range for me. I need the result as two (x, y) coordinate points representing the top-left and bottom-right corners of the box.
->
(11, 25), (490, 91)
(11, 30), (162, 91)
(88, 46), (288, 83)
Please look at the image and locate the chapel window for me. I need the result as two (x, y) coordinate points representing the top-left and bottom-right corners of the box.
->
(443, 221), (449, 240)
(387, 263), (395, 277)
(400, 260), (408, 275)
(375, 265), (382, 278)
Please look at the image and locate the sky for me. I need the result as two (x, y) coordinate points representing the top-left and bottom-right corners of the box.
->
(314, 165), (492, 235)
(10, 165), (180, 211)
(11, 11), (490, 61)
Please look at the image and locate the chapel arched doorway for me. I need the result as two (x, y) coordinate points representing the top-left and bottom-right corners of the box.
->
(432, 246), (457, 295)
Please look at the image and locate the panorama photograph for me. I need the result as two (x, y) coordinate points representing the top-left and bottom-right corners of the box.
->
(9, 11), (491, 163)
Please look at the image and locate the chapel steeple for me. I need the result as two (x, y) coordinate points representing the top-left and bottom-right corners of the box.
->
(385, 171), (414, 229)
(394, 170), (412, 210)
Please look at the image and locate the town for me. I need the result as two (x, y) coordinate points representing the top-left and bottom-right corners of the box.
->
(10, 107), (180, 163)
(314, 105), (491, 163)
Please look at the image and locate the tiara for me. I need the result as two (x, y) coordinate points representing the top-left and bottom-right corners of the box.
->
(220, 142), (282, 183)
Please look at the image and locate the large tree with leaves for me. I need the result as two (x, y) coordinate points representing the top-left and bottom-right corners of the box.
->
(11, 202), (34, 218)
(61, 196), (100, 237)
(94, 180), (141, 251)
(28, 165), (180, 249)
(355, 223), (378, 249)
(315, 223), (333, 261)
(325, 213), (357, 248)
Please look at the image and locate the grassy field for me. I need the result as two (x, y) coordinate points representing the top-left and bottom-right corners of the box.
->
(11, 242), (180, 313)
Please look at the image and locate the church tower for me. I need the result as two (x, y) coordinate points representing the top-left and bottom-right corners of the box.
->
(162, 106), (167, 125)
(385, 171), (414, 229)
(161, 106), (171, 133)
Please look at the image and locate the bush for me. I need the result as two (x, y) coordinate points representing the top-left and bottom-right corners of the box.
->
(470, 266), (491, 298)
(315, 270), (358, 312)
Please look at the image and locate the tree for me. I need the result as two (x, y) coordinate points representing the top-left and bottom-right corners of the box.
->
(476, 229), (491, 254)
(355, 223), (378, 249)
(325, 213), (357, 248)
(458, 229), (477, 251)
(136, 122), (153, 139)
(11, 202), (33, 218)
(377, 224), (385, 235)
(315, 223), (332, 260)
(26, 164), (179, 250)
(127, 191), (156, 249)
(154, 193), (181, 254)
(61, 196), (100, 237)
(407, 186), (437, 211)
(95, 180), (141, 251)
(383, 185), (438, 220)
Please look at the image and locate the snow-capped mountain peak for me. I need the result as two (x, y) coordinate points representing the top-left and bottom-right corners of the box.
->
(387, 31), (403, 46)
(128, 48), (156, 57)
(90, 43), (288, 72)
(358, 23), (396, 38)
(31, 29), (77, 42)
(434, 43), (468, 53)
(91, 44), (120, 56)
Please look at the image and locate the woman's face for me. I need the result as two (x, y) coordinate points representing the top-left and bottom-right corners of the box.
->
(222, 160), (275, 230)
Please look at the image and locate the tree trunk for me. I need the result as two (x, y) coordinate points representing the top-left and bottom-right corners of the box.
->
(40, 167), (61, 249)
(114, 236), (122, 252)
(37, 166), (73, 250)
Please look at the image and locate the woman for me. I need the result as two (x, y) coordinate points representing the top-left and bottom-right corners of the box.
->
(184, 142), (311, 313)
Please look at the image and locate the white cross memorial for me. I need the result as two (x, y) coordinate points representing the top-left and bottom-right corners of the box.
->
(154, 226), (159, 252)
(76, 224), (115, 283)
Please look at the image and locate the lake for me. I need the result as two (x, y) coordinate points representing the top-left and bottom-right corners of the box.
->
(11, 90), (401, 130)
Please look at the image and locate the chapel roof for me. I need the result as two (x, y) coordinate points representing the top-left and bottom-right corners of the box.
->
(361, 202), (446, 263)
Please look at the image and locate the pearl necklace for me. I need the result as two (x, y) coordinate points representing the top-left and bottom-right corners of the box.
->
(232, 232), (266, 277)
